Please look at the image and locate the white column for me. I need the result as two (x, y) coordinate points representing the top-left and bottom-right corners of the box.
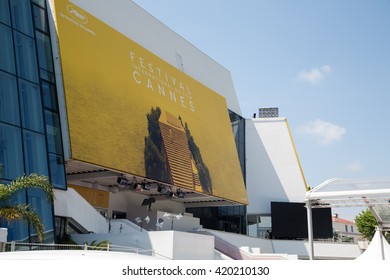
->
(306, 201), (314, 260)
(0, 228), (8, 252)
(378, 227), (385, 260)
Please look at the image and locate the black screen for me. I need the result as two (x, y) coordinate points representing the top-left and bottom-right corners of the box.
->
(271, 201), (332, 239)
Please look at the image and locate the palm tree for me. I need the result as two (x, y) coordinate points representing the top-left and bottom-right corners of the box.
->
(0, 174), (55, 242)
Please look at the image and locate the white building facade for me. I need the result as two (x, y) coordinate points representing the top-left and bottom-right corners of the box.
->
(245, 117), (308, 237)
(332, 214), (362, 243)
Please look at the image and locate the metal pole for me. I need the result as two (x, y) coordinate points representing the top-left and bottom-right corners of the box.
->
(378, 227), (385, 260)
(306, 201), (314, 260)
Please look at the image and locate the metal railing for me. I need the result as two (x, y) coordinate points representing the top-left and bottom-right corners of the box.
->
(1, 241), (154, 256)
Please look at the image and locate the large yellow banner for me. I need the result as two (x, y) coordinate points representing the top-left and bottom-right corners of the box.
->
(55, 1), (247, 204)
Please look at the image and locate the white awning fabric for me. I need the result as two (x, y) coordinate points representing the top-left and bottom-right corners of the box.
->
(306, 177), (390, 228)
(305, 177), (390, 260)
(356, 230), (390, 260)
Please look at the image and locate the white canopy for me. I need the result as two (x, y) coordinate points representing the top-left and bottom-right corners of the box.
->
(305, 177), (390, 260)
(356, 230), (390, 260)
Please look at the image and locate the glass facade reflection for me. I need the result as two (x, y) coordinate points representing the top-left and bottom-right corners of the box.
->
(0, 0), (66, 243)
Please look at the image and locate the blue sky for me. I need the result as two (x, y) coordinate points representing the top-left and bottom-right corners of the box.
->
(132, 0), (390, 219)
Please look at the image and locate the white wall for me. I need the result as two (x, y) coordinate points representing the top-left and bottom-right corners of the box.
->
(271, 239), (361, 260)
(156, 211), (200, 231)
(245, 118), (307, 214)
(48, 0), (241, 116)
(54, 189), (108, 233)
(205, 229), (361, 260)
(72, 231), (215, 259)
(205, 229), (274, 254)
(332, 220), (361, 243)
(0, 228), (7, 242)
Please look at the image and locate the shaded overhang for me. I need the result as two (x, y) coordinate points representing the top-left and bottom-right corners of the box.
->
(65, 160), (244, 208)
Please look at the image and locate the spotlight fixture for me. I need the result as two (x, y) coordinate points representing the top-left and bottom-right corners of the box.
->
(176, 189), (185, 198)
(142, 182), (152, 191)
(157, 186), (169, 195)
(165, 190), (174, 198)
(117, 175), (129, 186)
(141, 197), (156, 209)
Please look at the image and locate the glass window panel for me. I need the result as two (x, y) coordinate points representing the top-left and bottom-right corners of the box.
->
(48, 153), (66, 189)
(0, 24), (15, 74)
(0, 189), (30, 242)
(35, 31), (53, 72)
(0, 178), (9, 185)
(0, 71), (20, 125)
(219, 206), (228, 216)
(239, 205), (245, 215)
(10, 0), (33, 36)
(39, 68), (55, 83)
(14, 31), (39, 83)
(0, 123), (24, 180)
(19, 79), (44, 132)
(27, 188), (54, 243)
(42, 80), (57, 110)
(0, 0), (11, 25)
(23, 129), (48, 176)
(33, 5), (48, 33)
(32, 0), (46, 8)
(45, 110), (62, 155)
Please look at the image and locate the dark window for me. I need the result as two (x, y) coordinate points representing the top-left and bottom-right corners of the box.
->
(112, 211), (127, 219)
(48, 153), (66, 189)
(187, 205), (247, 234)
(36, 31), (55, 83)
(10, 0), (33, 36)
(0, 71), (20, 125)
(27, 188), (54, 243)
(23, 129), (48, 176)
(0, 24), (16, 74)
(35, 31), (54, 73)
(45, 110), (62, 155)
(0, 123), (23, 180)
(42, 81), (58, 110)
(33, 5), (48, 33)
(19, 79), (44, 132)
(0, 0), (11, 25)
(1, 190), (29, 241)
(32, 0), (46, 8)
(14, 31), (39, 83)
